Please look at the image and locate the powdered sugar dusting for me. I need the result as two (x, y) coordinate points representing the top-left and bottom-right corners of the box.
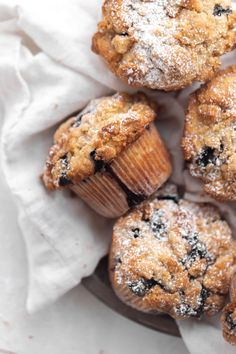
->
(120, 0), (184, 88)
(94, 0), (236, 90)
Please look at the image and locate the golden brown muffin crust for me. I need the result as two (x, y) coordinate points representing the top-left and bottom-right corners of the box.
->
(92, 0), (236, 91)
(221, 302), (236, 345)
(221, 272), (236, 345)
(43, 92), (156, 190)
(182, 66), (236, 201)
(110, 185), (234, 319)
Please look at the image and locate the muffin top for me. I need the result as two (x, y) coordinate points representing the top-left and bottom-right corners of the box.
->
(110, 185), (235, 319)
(182, 66), (236, 201)
(221, 272), (236, 345)
(92, 0), (236, 91)
(222, 302), (236, 345)
(43, 92), (156, 190)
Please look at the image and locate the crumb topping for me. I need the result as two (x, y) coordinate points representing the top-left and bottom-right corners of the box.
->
(222, 303), (236, 344)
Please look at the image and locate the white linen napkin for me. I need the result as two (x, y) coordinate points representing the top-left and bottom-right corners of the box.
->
(0, 0), (235, 352)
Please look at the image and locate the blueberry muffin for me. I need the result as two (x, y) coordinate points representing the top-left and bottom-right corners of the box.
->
(92, 0), (236, 91)
(109, 185), (234, 318)
(42, 92), (172, 218)
(221, 270), (236, 345)
(182, 66), (236, 201)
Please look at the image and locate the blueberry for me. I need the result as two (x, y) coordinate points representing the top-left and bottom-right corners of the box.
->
(60, 153), (69, 167)
(90, 150), (106, 173)
(226, 312), (236, 331)
(58, 172), (72, 187)
(196, 146), (217, 167)
(213, 5), (232, 16)
(150, 210), (167, 240)
(132, 228), (140, 238)
(129, 278), (159, 297)
(177, 287), (209, 318)
(58, 154), (72, 186)
(195, 287), (209, 318)
(180, 232), (212, 268)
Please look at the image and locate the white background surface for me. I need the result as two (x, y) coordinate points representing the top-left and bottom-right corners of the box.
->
(0, 148), (188, 353)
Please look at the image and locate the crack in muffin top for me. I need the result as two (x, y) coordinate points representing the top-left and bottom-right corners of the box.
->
(92, 0), (236, 91)
(182, 66), (236, 201)
(43, 92), (157, 190)
(110, 184), (235, 319)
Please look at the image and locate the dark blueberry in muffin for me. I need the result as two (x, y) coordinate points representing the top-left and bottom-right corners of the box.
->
(60, 153), (69, 166)
(58, 172), (72, 187)
(90, 150), (106, 173)
(150, 209), (167, 240)
(58, 154), (72, 186)
(129, 278), (159, 297)
(177, 287), (210, 318)
(196, 146), (217, 167)
(181, 232), (212, 268)
(196, 287), (210, 318)
(226, 312), (236, 330)
(132, 228), (140, 238)
(213, 5), (232, 17)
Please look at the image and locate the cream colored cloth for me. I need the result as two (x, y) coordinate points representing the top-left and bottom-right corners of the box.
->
(0, 1), (235, 352)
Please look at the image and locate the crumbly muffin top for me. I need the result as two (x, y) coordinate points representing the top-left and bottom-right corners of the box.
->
(222, 302), (236, 345)
(92, 0), (236, 91)
(182, 66), (236, 201)
(221, 272), (236, 345)
(43, 92), (156, 190)
(110, 185), (234, 319)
